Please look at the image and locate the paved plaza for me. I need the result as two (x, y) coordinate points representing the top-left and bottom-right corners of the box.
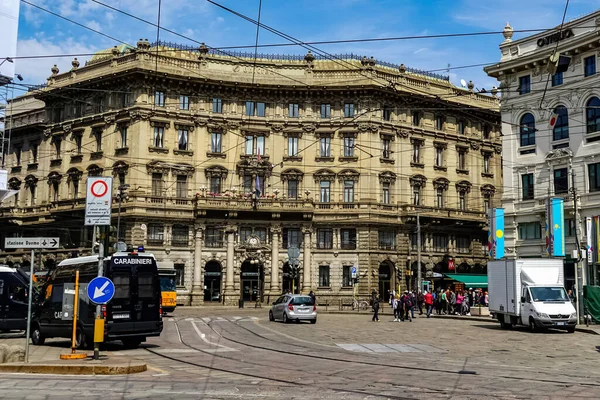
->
(1, 308), (599, 399)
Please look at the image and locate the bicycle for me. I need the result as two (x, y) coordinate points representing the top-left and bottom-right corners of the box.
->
(352, 298), (369, 311)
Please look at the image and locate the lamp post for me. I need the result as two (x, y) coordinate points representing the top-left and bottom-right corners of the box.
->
(115, 184), (129, 246)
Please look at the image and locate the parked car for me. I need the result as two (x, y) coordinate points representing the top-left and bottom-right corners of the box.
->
(269, 294), (316, 324)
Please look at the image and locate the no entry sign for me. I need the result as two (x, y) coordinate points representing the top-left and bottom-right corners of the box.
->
(85, 177), (113, 226)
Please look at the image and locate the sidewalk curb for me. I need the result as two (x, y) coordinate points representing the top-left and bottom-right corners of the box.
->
(0, 363), (147, 375)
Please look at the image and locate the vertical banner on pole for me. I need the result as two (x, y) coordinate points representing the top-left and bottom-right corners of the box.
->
(489, 208), (505, 259)
(551, 198), (565, 257)
(587, 217), (593, 263)
(545, 198), (553, 256)
(595, 216), (600, 263)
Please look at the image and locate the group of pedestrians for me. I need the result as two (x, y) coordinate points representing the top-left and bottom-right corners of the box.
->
(370, 288), (488, 321)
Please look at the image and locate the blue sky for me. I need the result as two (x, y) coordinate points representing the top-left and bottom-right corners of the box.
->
(9, 0), (600, 91)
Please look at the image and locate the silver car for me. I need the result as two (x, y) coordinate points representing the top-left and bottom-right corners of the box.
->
(269, 294), (317, 324)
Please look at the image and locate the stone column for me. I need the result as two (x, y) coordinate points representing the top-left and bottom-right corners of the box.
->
(224, 226), (237, 305)
(302, 227), (312, 292)
(191, 225), (204, 306)
(270, 226), (281, 294)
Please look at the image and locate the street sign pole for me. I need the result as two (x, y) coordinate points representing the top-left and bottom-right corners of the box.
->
(93, 243), (104, 360)
(24, 249), (34, 363)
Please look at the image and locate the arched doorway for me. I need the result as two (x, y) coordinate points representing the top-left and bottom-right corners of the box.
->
(378, 262), (393, 301)
(241, 261), (264, 302)
(204, 261), (222, 302)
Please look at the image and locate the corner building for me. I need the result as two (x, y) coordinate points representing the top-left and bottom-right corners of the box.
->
(485, 12), (600, 289)
(1, 40), (501, 305)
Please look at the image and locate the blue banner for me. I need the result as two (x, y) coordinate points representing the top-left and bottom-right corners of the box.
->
(494, 208), (505, 259)
(551, 198), (565, 257)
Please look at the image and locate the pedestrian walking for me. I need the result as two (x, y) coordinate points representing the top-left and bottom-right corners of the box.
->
(440, 290), (447, 315)
(456, 291), (464, 315)
(393, 295), (401, 322)
(417, 290), (424, 315)
(448, 290), (456, 315)
(424, 290), (434, 318)
(309, 290), (316, 305)
(402, 291), (413, 322)
(372, 296), (380, 322)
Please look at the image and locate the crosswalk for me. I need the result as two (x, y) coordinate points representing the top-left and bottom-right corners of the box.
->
(336, 343), (445, 353)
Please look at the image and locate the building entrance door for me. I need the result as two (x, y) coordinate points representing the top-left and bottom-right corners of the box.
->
(204, 261), (222, 302)
(241, 261), (263, 302)
(378, 263), (392, 301)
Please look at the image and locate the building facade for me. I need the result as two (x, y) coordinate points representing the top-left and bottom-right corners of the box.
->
(1, 40), (501, 305)
(485, 13), (600, 289)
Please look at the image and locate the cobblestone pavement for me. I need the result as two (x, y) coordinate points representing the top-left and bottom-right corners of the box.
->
(1, 308), (599, 399)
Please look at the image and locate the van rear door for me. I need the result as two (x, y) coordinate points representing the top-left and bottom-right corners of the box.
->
(2, 273), (29, 331)
(135, 266), (161, 330)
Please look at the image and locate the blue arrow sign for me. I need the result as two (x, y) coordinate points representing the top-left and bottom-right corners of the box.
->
(87, 276), (115, 305)
(351, 267), (357, 274)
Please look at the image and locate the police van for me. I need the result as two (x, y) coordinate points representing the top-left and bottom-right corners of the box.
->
(0, 265), (32, 332)
(32, 251), (163, 349)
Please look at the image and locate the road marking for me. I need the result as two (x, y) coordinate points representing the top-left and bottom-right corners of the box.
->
(190, 320), (237, 352)
(361, 344), (397, 353)
(336, 343), (446, 354)
(154, 348), (200, 354)
(336, 344), (371, 352)
(200, 316), (260, 323)
(383, 344), (421, 353)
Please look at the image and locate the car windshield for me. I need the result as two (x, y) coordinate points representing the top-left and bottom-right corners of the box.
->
(160, 276), (176, 292)
(530, 287), (569, 302)
(291, 296), (313, 305)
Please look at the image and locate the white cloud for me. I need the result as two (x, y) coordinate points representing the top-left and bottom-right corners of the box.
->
(15, 37), (98, 84)
(86, 20), (101, 32)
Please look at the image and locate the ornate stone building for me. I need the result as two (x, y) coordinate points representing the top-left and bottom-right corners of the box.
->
(485, 12), (600, 289)
(0, 40), (501, 305)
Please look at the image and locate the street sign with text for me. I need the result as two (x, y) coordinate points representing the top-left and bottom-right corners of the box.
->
(85, 177), (113, 226)
(4, 237), (60, 249)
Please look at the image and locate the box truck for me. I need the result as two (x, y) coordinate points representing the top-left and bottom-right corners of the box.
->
(488, 259), (576, 333)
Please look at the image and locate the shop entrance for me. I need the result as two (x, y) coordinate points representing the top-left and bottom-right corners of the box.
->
(204, 261), (222, 302)
(241, 261), (264, 302)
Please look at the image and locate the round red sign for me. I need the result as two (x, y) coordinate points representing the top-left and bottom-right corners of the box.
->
(90, 180), (108, 197)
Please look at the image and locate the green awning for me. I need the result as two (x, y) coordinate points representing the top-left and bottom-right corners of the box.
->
(444, 274), (488, 288)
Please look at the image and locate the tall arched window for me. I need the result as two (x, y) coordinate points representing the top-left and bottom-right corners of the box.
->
(587, 97), (600, 134)
(553, 105), (569, 141)
(520, 113), (536, 147)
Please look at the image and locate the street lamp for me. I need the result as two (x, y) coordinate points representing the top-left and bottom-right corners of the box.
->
(0, 58), (13, 67)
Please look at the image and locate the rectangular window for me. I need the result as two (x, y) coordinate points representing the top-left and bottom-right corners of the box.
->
(383, 106), (392, 121)
(153, 127), (164, 148)
(243, 175), (252, 194)
(176, 175), (188, 198)
(72, 180), (79, 199)
(320, 103), (331, 119)
(151, 173), (163, 196)
(566, 219), (576, 237)
(343, 137), (354, 157)
(205, 227), (223, 248)
(456, 236), (470, 253)
(341, 229), (356, 250)
(483, 154), (491, 174)
(148, 224), (164, 242)
(518, 222), (542, 240)
(119, 127), (127, 148)
(342, 265), (352, 287)
(239, 227), (252, 244)
(344, 103), (354, 118)
(53, 138), (62, 158)
(174, 264), (185, 287)
(256, 102), (265, 117)
(483, 125), (491, 139)
(28, 185), (35, 206)
(245, 101), (266, 117)
(435, 115), (444, 130)
(319, 265), (330, 287)
(320, 137), (331, 157)
(436, 187), (444, 208)
(255, 228), (267, 243)
(245, 136), (265, 156)
(212, 97), (222, 113)
(412, 111), (421, 126)
(378, 230), (395, 250)
(459, 192), (467, 210)
(585, 55), (596, 77)
(317, 229), (333, 249)
(343, 180), (354, 203)
(319, 181), (330, 203)
(211, 132), (222, 153)
(435, 147), (444, 167)
(138, 271), (155, 298)
(433, 234), (448, 252)
(245, 101), (255, 116)
(554, 168), (568, 194)
(522, 173), (534, 200)
(172, 225), (189, 247)
(93, 131), (101, 152)
(382, 139), (391, 159)
(382, 182), (390, 204)
(113, 277), (129, 299)
(51, 181), (59, 202)
(210, 176), (222, 194)
(484, 196), (490, 212)
(288, 137), (298, 157)
(552, 72), (563, 86)
(178, 129), (189, 151)
(179, 95), (189, 110)
(589, 162), (600, 192)
(74, 136), (82, 154)
(412, 142), (421, 163)
(282, 228), (302, 249)
(31, 143), (38, 162)
(288, 103), (299, 118)
(410, 233), (425, 250)
(413, 185), (421, 206)
(155, 91), (165, 107)
(457, 150), (467, 170)
(519, 75), (531, 95)
(287, 179), (299, 199)
(458, 120), (465, 135)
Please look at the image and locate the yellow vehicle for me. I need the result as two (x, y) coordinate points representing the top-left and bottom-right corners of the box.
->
(158, 262), (177, 314)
